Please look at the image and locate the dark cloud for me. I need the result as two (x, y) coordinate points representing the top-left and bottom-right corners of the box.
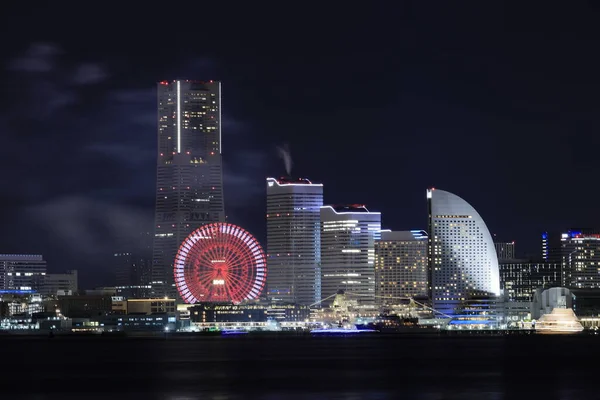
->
(224, 149), (269, 207)
(5, 45), (108, 122)
(7, 43), (61, 72)
(71, 63), (108, 85)
(0, 43), (268, 286)
(0, 43), (156, 285)
(84, 143), (155, 167)
(24, 196), (149, 256)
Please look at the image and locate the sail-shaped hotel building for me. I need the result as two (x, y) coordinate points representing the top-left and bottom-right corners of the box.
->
(427, 188), (500, 316)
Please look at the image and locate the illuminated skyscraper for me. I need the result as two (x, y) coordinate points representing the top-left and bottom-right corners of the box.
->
(427, 188), (500, 315)
(152, 80), (225, 298)
(320, 205), (381, 305)
(560, 229), (600, 289)
(375, 230), (428, 304)
(0, 254), (47, 292)
(266, 177), (323, 305)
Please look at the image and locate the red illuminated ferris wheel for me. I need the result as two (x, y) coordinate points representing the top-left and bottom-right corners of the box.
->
(174, 223), (267, 304)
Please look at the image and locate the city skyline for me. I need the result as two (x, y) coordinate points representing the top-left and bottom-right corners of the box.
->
(4, 5), (600, 398)
(2, 4), (600, 288)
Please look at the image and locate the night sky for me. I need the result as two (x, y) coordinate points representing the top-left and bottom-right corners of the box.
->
(2, 3), (599, 287)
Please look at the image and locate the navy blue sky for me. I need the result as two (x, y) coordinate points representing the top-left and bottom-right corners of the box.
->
(1, 3), (600, 286)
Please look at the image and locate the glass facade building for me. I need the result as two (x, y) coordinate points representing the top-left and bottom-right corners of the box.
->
(0, 254), (47, 292)
(320, 205), (381, 305)
(499, 262), (561, 302)
(560, 230), (600, 289)
(427, 188), (499, 316)
(266, 177), (323, 305)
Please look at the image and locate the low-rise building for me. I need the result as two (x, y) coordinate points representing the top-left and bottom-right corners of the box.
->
(189, 302), (310, 323)
(41, 270), (78, 296)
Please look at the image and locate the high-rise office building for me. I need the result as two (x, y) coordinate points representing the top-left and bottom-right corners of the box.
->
(0, 254), (47, 292)
(427, 188), (500, 315)
(152, 80), (225, 298)
(266, 177), (323, 305)
(494, 242), (515, 261)
(320, 205), (381, 305)
(374, 230), (428, 304)
(560, 229), (600, 289)
(499, 262), (561, 302)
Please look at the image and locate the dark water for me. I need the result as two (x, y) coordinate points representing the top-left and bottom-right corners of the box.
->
(3, 333), (597, 399)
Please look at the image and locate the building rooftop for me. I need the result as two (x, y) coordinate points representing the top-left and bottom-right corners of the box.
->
(272, 176), (314, 185)
(380, 230), (428, 241)
(564, 229), (600, 239)
(158, 80), (217, 85)
(330, 204), (370, 213)
(0, 254), (44, 261)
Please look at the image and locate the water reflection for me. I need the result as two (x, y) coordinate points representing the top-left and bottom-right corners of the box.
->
(2, 335), (597, 399)
(166, 392), (508, 400)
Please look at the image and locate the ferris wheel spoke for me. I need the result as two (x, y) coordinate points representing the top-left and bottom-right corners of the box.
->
(224, 270), (247, 289)
(192, 248), (211, 266)
(225, 280), (245, 302)
(193, 265), (214, 283)
(222, 239), (249, 278)
(226, 242), (249, 268)
(225, 252), (249, 274)
(194, 259), (217, 280)
(196, 270), (218, 283)
(202, 244), (222, 265)
(227, 265), (252, 288)
(216, 233), (228, 260)
(221, 273), (245, 291)
(229, 254), (254, 275)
